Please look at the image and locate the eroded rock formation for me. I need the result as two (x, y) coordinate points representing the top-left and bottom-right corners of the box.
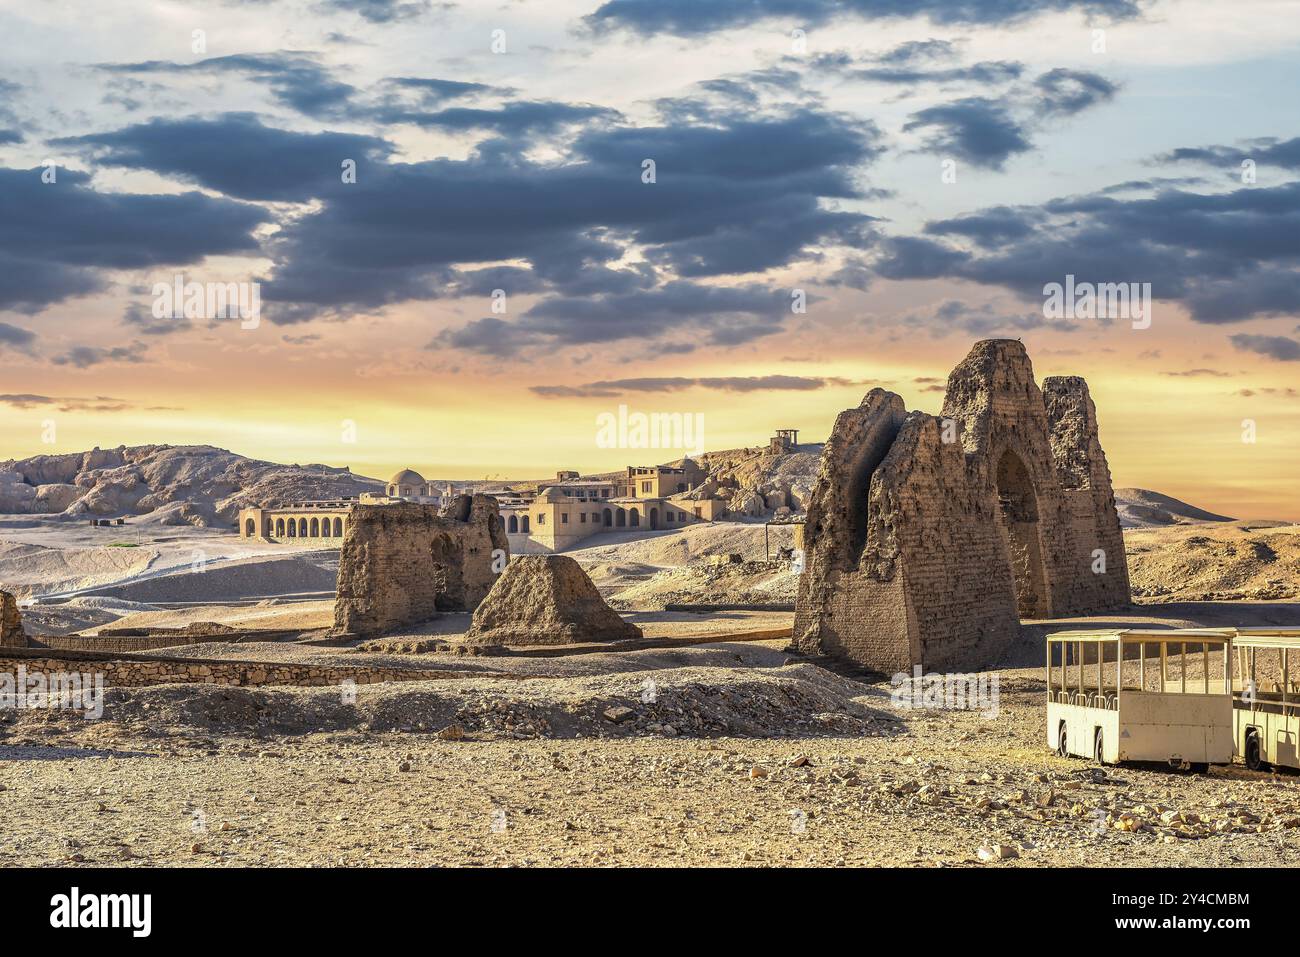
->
(333, 495), (508, 637)
(793, 339), (1130, 673)
(1, 589), (27, 648)
(464, 555), (642, 646)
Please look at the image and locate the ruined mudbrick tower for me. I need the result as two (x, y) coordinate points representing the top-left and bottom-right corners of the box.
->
(793, 339), (1130, 673)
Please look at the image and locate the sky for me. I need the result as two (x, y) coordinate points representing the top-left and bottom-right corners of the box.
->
(0, 0), (1298, 519)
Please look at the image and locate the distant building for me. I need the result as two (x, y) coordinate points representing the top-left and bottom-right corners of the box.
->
(499, 461), (724, 554)
(770, 429), (799, 453)
(238, 468), (455, 544)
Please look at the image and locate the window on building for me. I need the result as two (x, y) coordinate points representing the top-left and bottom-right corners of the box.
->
(666, 511), (675, 523)
(537, 514), (546, 525)
(562, 513), (569, 523)
(641, 481), (652, 493)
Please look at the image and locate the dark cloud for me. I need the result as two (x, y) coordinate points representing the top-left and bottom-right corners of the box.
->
(1033, 68), (1118, 116)
(924, 206), (1040, 246)
(585, 0), (1143, 38)
(0, 166), (268, 314)
(902, 97), (1032, 169)
(1230, 333), (1300, 361)
(438, 282), (792, 355)
(377, 100), (618, 134)
(56, 113), (392, 202)
(1162, 136), (1300, 172)
(531, 374), (860, 398)
(0, 130), (22, 144)
(384, 76), (497, 104)
(0, 322), (37, 352)
(0, 393), (147, 412)
(874, 179), (1300, 325)
(319, 0), (433, 22)
(1161, 368), (1231, 377)
(97, 53), (358, 120)
(51, 342), (150, 368)
(256, 107), (881, 324)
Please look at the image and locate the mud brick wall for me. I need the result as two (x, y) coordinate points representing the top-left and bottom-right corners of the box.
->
(794, 339), (1131, 673)
(0, 651), (461, 688)
(334, 495), (508, 638)
(1043, 376), (1131, 612)
(0, 590), (26, 648)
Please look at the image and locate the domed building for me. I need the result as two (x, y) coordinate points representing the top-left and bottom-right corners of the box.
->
(387, 468), (427, 499)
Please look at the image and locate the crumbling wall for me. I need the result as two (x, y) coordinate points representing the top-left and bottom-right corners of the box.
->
(794, 339), (1130, 672)
(333, 495), (508, 638)
(1042, 375), (1131, 611)
(0, 589), (26, 648)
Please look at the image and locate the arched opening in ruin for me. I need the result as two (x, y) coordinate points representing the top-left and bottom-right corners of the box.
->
(245, 518), (255, 537)
(507, 514), (519, 533)
(265, 519), (274, 537)
(615, 510), (626, 527)
(297, 518), (307, 537)
(287, 520), (297, 537)
(521, 515), (530, 533)
(994, 448), (1050, 618)
(629, 508), (640, 527)
(310, 518), (320, 537)
(649, 507), (659, 530)
(334, 518), (343, 537)
(275, 519), (285, 537)
(603, 508), (612, 527)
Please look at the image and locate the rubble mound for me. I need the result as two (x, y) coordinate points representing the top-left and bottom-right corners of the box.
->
(466, 555), (642, 645)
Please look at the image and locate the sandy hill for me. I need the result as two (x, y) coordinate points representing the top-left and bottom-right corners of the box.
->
(1125, 521), (1300, 601)
(1114, 488), (1235, 528)
(0, 445), (381, 527)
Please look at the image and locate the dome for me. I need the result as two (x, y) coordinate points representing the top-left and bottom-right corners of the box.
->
(537, 486), (567, 503)
(389, 468), (426, 486)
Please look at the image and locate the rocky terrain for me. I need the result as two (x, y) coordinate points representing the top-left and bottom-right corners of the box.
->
(0, 445), (381, 527)
(5, 634), (1300, 867)
(1127, 522), (1300, 602)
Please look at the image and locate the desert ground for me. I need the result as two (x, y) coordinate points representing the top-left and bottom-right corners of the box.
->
(4, 515), (1300, 867)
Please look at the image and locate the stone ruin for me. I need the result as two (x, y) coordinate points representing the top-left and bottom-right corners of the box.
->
(464, 555), (642, 646)
(333, 495), (508, 638)
(0, 589), (26, 648)
(793, 339), (1130, 673)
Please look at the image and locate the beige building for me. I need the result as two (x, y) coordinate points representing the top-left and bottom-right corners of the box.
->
(500, 461), (722, 554)
(239, 462), (724, 552)
(239, 468), (455, 545)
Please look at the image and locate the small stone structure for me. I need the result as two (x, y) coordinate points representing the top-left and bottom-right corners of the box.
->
(333, 495), (508, 638)
(1, 589), (26, 648)
(793, 339), (1130, 673)
(464, 555), (642, 646)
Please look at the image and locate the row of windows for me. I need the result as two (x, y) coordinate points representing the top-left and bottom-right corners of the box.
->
(249, 516), (346, 538)
(505, 508), (692, 534)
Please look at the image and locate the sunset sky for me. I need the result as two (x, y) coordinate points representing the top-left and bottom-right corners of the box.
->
(0, 0), (1298, 519)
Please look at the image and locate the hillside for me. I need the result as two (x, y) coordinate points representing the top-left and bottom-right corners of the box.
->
(0, 445), (381, 527)
(1114, 488), (1235, 529)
